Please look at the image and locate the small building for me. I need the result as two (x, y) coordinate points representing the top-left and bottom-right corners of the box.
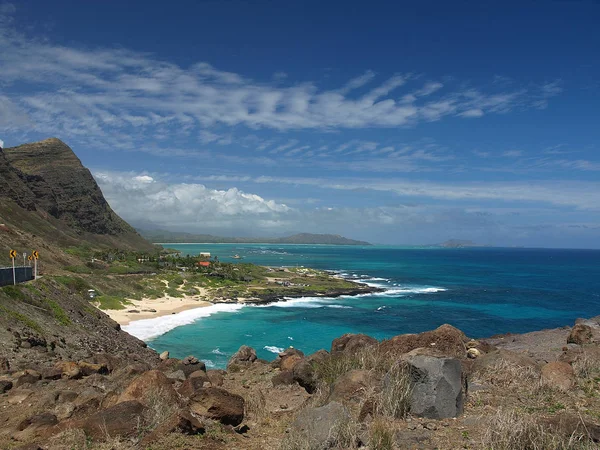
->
(199, 252), (211, 258)
(197, 261), (210, 267)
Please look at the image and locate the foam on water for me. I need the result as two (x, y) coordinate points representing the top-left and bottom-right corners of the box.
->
(211, 348), (226, 355)
(264, 345), (284, 354)
(123, 303), (244, 341)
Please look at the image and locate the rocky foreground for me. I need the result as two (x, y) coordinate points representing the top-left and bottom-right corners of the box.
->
(1, 316), (600, 450)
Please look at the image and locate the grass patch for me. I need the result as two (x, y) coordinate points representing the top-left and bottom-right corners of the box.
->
(482, 409), (596, 450)
(369, 419), (395, 450)
(44, 299), (71, 326)
(376, 361), (412, 419)
(94, 295), (131, 310)
(0, 285), (27, 301)
(65, 265), (92, 274)
(0, 304), (43, 333)
(54, 275), (91, 293)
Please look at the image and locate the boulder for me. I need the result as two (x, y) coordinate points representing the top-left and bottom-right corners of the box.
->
(92, 353), (120, 373)
(379, 325), (468, 359)
(78, 400), (147, 439)
(541, 412), (600, 443)
(329, 369), (372, 407)
(331, 333), (377, 356)
(281, 354), (303, 372)
(541, 361), (575, 391)
(41, 367), (63, 380)
(567, 324), (593, 345)
(227, 345), (257, 370)
(78, 361), (108, 376)
(189, 387), (245, 426)
(13, 412), (58, 442)
(272, 347), (305, 370)
(15, 370), (41, 388)
(57, 390), (78, 404)
(291, 349), (330, 394)
(177, 359), (206, 378)
(53, 361), (81, 379)
(206, 369), (226, 387)
(0, 380), (13, 393)
(178, 371), (211, 397)
(407, 355), (463, 419)
(272, 370), (295, 386)
(118, 370), (179, 406)
(140, 409), (205, 445)
(159, 351), (170, 361)
(166, 370), (186, 382)
(17, 412), (58, 431)
(290, 401), (351, 448)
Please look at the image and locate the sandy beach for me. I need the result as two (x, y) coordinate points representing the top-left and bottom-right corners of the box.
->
(102, 293), (213, 326)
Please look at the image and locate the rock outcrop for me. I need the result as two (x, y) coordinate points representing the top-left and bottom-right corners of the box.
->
(406, 355), (463, 419)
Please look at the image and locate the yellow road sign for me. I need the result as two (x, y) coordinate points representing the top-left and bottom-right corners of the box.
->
(32, 250), (39, 259)
(28, 255), (32, 261)
(9, 249), (17, 259)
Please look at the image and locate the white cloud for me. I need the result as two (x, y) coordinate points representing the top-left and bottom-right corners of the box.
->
(94, 170), (291, 231)
(0, 12), (562, 147)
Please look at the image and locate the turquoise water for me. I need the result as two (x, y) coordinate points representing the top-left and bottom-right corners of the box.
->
(126, 244), (600, 369)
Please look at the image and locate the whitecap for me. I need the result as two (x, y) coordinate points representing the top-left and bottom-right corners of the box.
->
(264, 345), (284, 354)
(252, 296), (326, 309)
(327, 305), (352, 309)
(288, 336), (294, 340)
(123, 303), (244, 341)
(203, 360), (216, 368)
(211, 348), (226, 355)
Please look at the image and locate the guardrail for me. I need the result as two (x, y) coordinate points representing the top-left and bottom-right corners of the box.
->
(0, 266), (34, 287)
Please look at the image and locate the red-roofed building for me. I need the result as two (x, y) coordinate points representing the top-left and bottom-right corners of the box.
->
(197, 261), (210, 267)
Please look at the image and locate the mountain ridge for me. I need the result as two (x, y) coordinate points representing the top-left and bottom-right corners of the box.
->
(138, 229), (371, 245)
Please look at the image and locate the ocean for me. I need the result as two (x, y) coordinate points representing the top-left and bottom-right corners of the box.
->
(124, 244), (600, 369)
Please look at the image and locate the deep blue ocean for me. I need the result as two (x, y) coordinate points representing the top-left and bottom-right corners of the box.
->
(124, 244), (600, 369)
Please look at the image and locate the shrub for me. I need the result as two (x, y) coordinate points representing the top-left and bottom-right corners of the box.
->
(376, 361), (412, 419)
(482, 409), (595, 450)
(369, 419), (395, 450)
(54, 276), (91, 293)
(94, 295), (130, 310)
(0, 285), (26, 301)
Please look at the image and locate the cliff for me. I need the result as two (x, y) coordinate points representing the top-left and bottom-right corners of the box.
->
(0, 138), (155, 264)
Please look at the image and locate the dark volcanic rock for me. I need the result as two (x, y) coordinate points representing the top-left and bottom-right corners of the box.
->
(379, 324), (468, 359)
(291, 402), (351, 448)
(0, 380), (13, 393)
(118, 370), (179, 406)
(77, 400), (147, 439)
(227, 345), (257, 370)
(407, 355), (463, 419)
(189, 387), (245, 426)
(331, 333), (378, 356)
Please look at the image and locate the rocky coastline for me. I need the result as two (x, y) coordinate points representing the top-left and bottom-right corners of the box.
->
(1, 300), (599, 449)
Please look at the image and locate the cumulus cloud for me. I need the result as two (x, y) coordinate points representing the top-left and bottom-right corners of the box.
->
(94, 171), (291, 232)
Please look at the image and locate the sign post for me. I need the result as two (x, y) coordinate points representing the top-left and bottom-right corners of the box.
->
(23, 252), (26, 267)
(32, 250), (39, 280)
(9, 249), (17, 285)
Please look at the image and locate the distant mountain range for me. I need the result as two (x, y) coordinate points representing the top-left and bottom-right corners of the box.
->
(139, 230), (371, 246)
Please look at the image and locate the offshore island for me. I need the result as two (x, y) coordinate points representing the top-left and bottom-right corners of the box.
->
(1, 139), (599, 449)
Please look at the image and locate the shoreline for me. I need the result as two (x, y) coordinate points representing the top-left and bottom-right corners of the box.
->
(102, 294), (213, 326)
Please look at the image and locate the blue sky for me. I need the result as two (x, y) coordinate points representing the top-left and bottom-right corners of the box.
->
(1, 0), (599, 247)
